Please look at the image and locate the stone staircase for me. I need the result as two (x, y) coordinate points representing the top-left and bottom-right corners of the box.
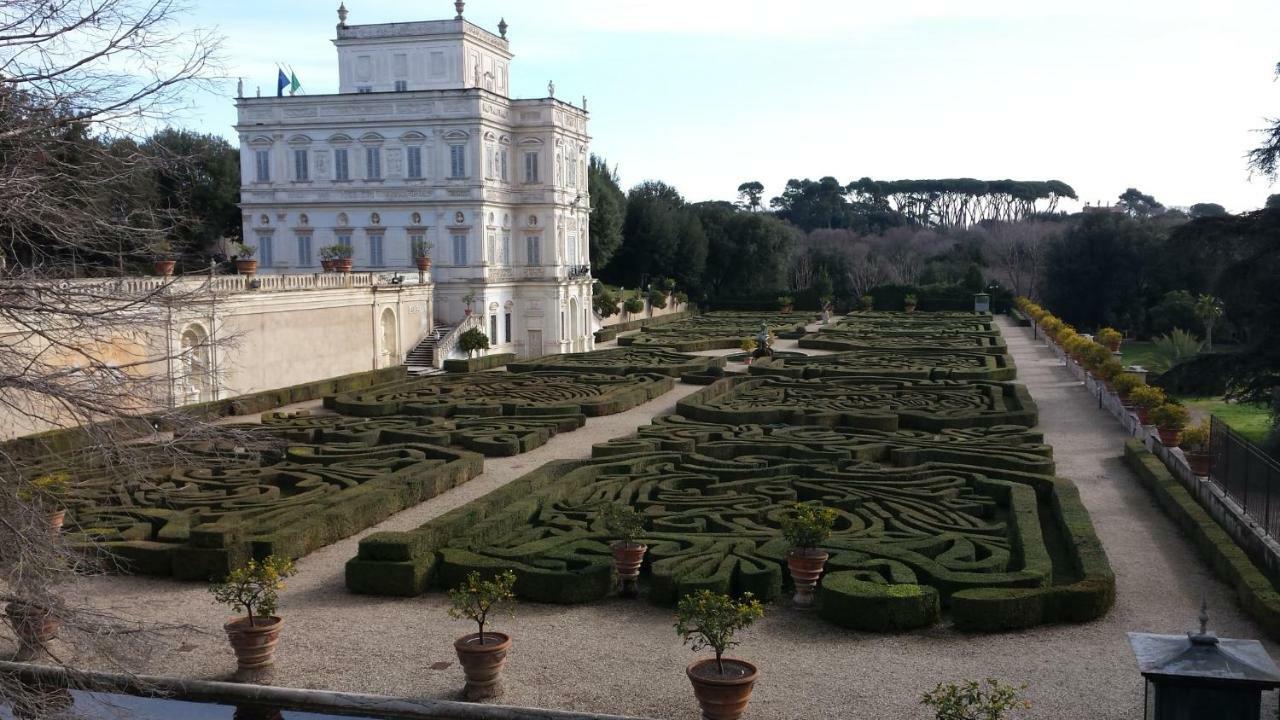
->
(405, 321), (453, 376)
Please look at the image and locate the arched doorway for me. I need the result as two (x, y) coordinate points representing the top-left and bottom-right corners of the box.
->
(179, 324), (211, 405)
(379, 308), (399, 368)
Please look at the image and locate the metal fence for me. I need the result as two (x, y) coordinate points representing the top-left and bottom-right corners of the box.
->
(1209, 415), (1280, 539)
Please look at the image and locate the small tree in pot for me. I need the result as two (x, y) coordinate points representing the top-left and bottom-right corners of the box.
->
(449, 570), (517, 700)
(921, 678), (1030, 720)
(780, 502), (837, 607)
(1127, 385), (1166, 425)
(623, 294), (644, 316)
(1112, 373), (1144, 402)
(1180, 419), (1214, 476)
(777, 295), (794, 313)
(1150, 403), (1190, 447)
(318, 245), (337, 272)
(739, 337), (757, 365)
(411, 238), (434, 272)
(231, 242), (258, 275)
(329, 243), (354, 273)
(1096, 327), (1123, 353)
(860, 294), (874, 311)
(904, 294), (918, 312)
(676, 590), (765, 720)
(459, 327), (491, 359)
(18, 471), (71, 535)
(209, 555), (296, 679)
(152, 240), (177, 277)
(601, 502), (647, 597)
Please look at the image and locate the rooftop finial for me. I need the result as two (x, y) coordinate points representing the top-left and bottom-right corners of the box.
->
(455, 0), (465, 20)
(498, 17), (508, 38)
(337, 2), (348, 25)
(1199, 598), (1209, 636)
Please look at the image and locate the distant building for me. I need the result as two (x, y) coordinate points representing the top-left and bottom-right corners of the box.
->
(234, 1), (594, 357)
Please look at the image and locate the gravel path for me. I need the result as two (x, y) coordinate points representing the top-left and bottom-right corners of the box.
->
(44, 318), (1280, 719)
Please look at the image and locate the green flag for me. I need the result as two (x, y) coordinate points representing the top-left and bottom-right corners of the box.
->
(289, 70), (301, 94)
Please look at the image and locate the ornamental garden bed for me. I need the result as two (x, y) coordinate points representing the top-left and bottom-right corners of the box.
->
(506, 347), (725, 378)
(346, 414), (1112, 633)
(749, 349), (1016, 381)
(615, 311), (815, 352)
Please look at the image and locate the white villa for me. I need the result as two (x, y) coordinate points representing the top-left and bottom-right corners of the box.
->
(234, 1), (595, 357)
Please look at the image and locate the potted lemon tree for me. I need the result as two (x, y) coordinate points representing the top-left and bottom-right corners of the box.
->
(677, 590), (765, 720)
(781, 502), (837, 608)
(904, 294), (918, 312)
(412, 238), (434, 272)
(601, 502), (647, 598)
(18, 471), (71, 535)
(209, 555), (296, 678)
(1180, 419), (1214, 476)
(1150, 403), (1190, 447)
(739, 337), (757, 365)
(449, 570), (517, 700)
(1097, 327), (1123, 353)
(231, 242), (258, 275)
(1127, 385), (1166, 425)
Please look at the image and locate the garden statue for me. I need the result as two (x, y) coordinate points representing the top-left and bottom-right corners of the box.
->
(752, 323), (773, 361)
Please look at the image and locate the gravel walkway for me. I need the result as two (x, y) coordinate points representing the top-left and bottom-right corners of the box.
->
(43, 318), (1280, 719)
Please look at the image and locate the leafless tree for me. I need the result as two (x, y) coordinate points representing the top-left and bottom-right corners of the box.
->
(0, 1), (228, 714)
(978, 220), (1062, 300)
(877, 226), (941, 286)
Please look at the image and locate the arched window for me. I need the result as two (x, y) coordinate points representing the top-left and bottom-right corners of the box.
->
(379, 308), (399, 368)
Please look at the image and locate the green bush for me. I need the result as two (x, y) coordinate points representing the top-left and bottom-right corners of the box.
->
(648, 289), (668, 310)
(458, 327), (491, 358)
(818, 572), (940, 631)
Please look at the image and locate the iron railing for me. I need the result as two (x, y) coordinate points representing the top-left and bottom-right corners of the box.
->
(1209, 415), (1280, 539)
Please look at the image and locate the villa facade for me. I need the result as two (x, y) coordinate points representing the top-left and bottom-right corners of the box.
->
(234, 2), (595, 357)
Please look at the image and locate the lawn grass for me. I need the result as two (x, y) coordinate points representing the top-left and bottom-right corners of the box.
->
(1180, 397), (1273, 445)
(1118, 341), (1160, 371)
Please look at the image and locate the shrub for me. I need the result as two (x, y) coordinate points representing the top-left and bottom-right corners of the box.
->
(661, 277), (676, 293)
(649, 289), (668, 310)
(739, 337), (757, 353)
(819, 573), (939, 631)
(904, 294), (918, 308)
(920, 678), (1030, 720)
(779, 503), (836, 550)
(448, 570), (516, 645)
(1096, 327), (1122, 348)
(326, 243), (354, 259)
(623, 295), (644, 314)
(1127, 385), (1166, 411)
(18, 472), (70, 506)
(1180, 419), (1211, 452)
(1093, 359), (1125, 382)
(860, 294), (874, 310)
(777, 295), (794, 310)
(1150, 403), (1190, 430)
(1149, 329), (1203, 373)
(675, 590), (764, 675)
(458, 327), (491, 358)
(209, 555), (296, 626)
(1112, 373), (1144, 396)
(593, 289), (619, 318)
(601, 502), (646, 546)
(410, 238), (434, 258)
(231, 242), (257, 258)
(674, 291), (689, 305)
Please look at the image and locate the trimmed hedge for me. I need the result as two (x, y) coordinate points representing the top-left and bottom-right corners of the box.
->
(1123, 440), (1280, 639)
(442, 353), (516, 373)
(750, 349), (1017, 382)
(819, 572), (940, 631)
(506, 347), (725, 378)
(594, 308), (696, 343)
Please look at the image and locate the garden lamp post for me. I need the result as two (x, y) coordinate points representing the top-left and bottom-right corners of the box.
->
(973, 292), (991, 313)
(1127, 602), (1280, 719)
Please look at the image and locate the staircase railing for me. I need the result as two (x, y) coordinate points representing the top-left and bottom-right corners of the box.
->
(432, 314), (483, 368)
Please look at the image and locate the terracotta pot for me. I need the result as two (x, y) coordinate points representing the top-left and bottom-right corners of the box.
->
(1136, 407), (1152, 425)
(49, 508), (65, 536)
(153, 259), (176, 277)
(787, 548), (829, 608)
(611, 542), (647, 597)
(1185, 451), (1215, 477)
(5, 602), (59, 652)
(334, 258), (353, 273)
(454, 631), (511, 700)
(415, 256), (433, 272)
(686, 657), (759, 720)
(1106, 340), (1122, 352)
(235, 259), (258, 276)
(1157, 427), (1181, 447)
(904, 304), (917, 313)
(224, 616), (283, 671)
(744, 356), (753, 366)
(320, 259), (335, 272)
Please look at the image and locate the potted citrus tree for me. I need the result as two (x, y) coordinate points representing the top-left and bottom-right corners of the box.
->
(676, 590), (765, 720)
(209, 555), (296, 677)
(458, 327), (490, 359)
(1180, 419), (1214, 476)
(330, 244), (354, 273)
(18, 471), (71, 535)
(781, 502), (837, 608)
(601, 502), (647, 597)
(904, 294), (918, 312)
(1112, 373), (1144, 402)
(319, 245), (337, 272)
(1150, 403), (1191, 447)
(412, 238), (434, 272)
(463, 290), (477, 316)
(232, 242), (258, 275)
(777, 295), (794, 313)
(739, 337), (757, 365)
(1097, 327), (1123, 353)
(1127, 385), (1166, 425)
(448, 570), (517, 700)
(152, 241), (177, 277)
(860, 294), (874, 311)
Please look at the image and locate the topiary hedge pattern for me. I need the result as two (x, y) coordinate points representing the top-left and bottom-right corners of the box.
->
(750, 349), (1016, 381)
(347, 414), (1113, 633)
(616, 311), (814, 352)
(506, 347), (725, 378)
(676, 375), (1037, 431)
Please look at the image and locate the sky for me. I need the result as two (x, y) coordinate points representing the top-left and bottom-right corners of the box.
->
(175, 0), (1280, 213)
